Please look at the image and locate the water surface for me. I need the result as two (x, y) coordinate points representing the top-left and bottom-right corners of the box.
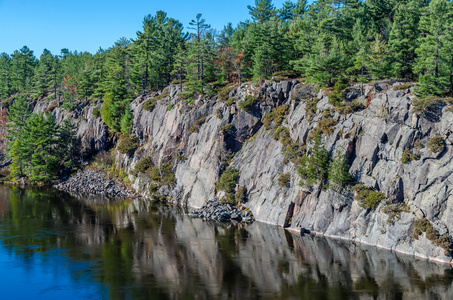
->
(0, 186), (452, 299)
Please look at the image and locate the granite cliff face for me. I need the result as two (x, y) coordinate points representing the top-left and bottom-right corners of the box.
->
(34, 80), (453, 263)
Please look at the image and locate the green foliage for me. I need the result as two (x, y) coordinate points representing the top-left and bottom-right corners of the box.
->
(401, 149), (421, 164)
(220, 124), (234, 134)
(117, 134), (140, 155)
(143, 98), (157, 111)
(263, 105), (289, 129)
(120, 102), (133, 134)
(278, 172), (291, 188)
(413, 218), (453, 255)
(328, 150), (353, 190)
(393, 83), (411, 91)
(235, 186), (246, 203)
(167, 103), (173, 111)
(412, 96), (444, 116)
(273, 126), (291, 147)
(317, 116), (336, 136)
(218, 85), (234, 101)
(216, 167), (239, 194)
(428, 135), (445, 153)
(135, 157), (153, 174)
(226, 98), (235, 106)
(329, 79), (346, 106)
(92, 107), (100, 117)
(353, 184), (385, 210)
(190, 117), (207, 133)
(7, 113), (71, 182)
(238, 95), (258, 112)
(150, 163), (176, 186)
(298, 133), (330, 186)
(414, 0), (453, 96)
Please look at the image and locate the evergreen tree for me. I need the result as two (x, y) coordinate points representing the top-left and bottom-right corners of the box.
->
(298, 133), (330, 185)
(328, 149), (353, 190)
(388, 1), (421, 79)
(368, 34), (389, 80)
(9, 139), (23, 180)
(6, 94), (32, 140)
(34, 49), (56, 96)
(10, 46), (36, 92)
(100, 38), (133, 132)
(414, 0), (453, 96)
(0, 53), (12, 98)
(248, 0), (276, 23)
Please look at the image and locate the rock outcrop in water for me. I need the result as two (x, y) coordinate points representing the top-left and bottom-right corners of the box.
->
(29, 79), (453, 263)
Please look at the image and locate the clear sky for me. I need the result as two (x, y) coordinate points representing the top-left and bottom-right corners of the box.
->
(0, 0), (305, 57)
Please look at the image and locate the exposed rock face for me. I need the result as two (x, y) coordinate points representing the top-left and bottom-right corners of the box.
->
(33, 80), (453, 263)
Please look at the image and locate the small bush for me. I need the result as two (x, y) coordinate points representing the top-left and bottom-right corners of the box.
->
(273, 126), (291, 147)
(401, 149), (421, 164)
(218, 85), (234, 101)
(154, 90), (168, 101)
(353, 184), (385, 209)
(235, 186), (246, 203)
(135, 157), (153, 174)
(278, 172), (291, 188)
(271, 70), (298, 79)
(117, 134), (140, 155)
(298, 133), (330, 186)
(92, 107), (100, 117)
(190, 117), (207, 133)
(283, 142), (306, 165)
(150, 164), (175, 186)
(143, 98), (157, 111)
(412, 218), (453, 255)
(216, 108), (223, 119)
(92, 150), (115, 169)
(263, 105), (289, 130)
(167, 103), (173, 111)
(328, 150), (353, 190)
(226, 98), (235, 106)
(413, 140), (423, 150)
(318, 117), (336, 136)
(382, 203), (410, 224)
(220, 124), (234, 135)
(428, 135), (445, 153)
(149, 183), (159, 193)
(412, 96), (443, 115)
(216, 167), (239, 193)
(221, 193), (236, 205)
(305, 98), (318, 121)
(238, 95), (257, 112)
(328, 78), (346, 107)
(393, 83), (411, 91)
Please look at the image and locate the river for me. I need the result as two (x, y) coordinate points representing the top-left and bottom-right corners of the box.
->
(0, 186), (452, 299)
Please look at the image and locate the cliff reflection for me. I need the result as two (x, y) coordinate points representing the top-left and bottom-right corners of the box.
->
(0, 186), (453, 299)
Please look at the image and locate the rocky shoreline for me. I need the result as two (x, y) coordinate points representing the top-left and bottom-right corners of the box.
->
(189, 199), (254, 223)
(54, 168), (139, 199)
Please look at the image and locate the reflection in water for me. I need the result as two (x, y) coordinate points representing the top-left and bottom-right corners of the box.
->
(0, 186), (452, 299)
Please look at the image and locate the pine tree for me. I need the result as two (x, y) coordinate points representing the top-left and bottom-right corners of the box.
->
(0, 53), (12, 98)
(298, 133), (330, 185)
(9, 139), (23, 180)
(6, 94), (31, 140)
(10, 46), (36, 92)
(414, 0), (453, 96)
(328, 150), (353, 191)
(368, 34), (389, 80)
(388, 1), (421, 79)
(100, 38), (133, 132)
(248, 0), (276, 23)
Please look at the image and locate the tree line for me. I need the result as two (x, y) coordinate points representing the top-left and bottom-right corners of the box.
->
(1, 0), (453, 135)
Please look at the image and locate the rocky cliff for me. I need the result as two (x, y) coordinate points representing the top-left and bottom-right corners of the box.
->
(32, 79), (453, 263)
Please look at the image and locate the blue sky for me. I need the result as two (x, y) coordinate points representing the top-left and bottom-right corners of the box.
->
(0, 0), (308, 57)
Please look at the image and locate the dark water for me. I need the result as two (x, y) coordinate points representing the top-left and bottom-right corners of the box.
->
(0, 187), (453, 300)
